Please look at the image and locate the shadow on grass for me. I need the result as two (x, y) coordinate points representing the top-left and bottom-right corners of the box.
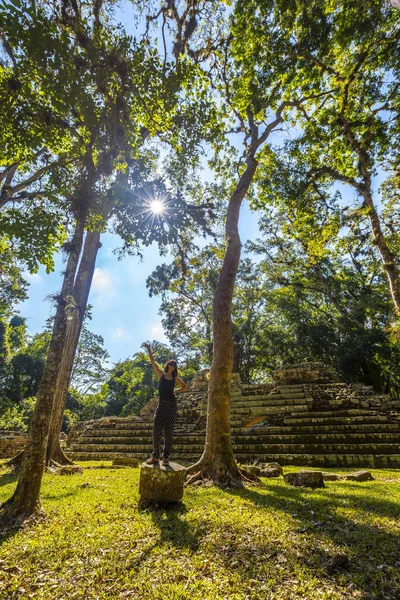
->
(0, 470), (17, 489)
(216, 481), (400, 599)
(120, 503), (202, 571)
(149, 503), (201, 551)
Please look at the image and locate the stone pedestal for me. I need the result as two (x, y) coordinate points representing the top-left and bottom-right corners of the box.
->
(284, 470), (325, 488)
(139, 462), (186, 504)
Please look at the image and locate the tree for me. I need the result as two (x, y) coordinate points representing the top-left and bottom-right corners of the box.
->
(147, 246), (266, 382)
(247, 198), (400, 391)
(249, 0), (400, 316)
(0, 0), (219, 525)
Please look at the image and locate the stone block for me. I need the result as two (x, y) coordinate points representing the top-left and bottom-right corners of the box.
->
(244, 465), (261, 476)
(346, 470), (374, 482)
(284, 470), (325, 488)
(261, 467), (281, 478)
(322, 472), (344, 481)
(260, 462), (283, 475)
(113, 457), (139, 467)
(139, 462), (186, 503)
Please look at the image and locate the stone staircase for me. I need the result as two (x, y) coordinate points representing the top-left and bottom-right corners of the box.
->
(230, 383), (400, 467)
(66, 364), (400, 468)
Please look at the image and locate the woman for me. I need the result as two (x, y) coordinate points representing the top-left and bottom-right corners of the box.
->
(141, 342), (187, 466)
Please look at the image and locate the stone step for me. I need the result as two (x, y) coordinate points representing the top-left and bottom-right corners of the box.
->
(70, 439), (399, 456)
(231, 442), (400, 454)
(70, 443), (205, 453)
(234, 453), (400, 468)
(282, 409), (380, 423)
(78, 434), (206, 445)
(94, 417), (153, 430)
(275, 384), (305, 392)
(231, 392), (306, 402)
(231, 432), (400, 444)
(87, 427), (153, 436)
(231, 404), (309, 416)
(230, 397), (307, 408)
(233, 422), (400, 435)
(238, 387), (273, 397)
(67, 453), (202, 463)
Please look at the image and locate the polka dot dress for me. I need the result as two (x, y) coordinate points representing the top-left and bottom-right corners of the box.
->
(152, 374), (177, 459)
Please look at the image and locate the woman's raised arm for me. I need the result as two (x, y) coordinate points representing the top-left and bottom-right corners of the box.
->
(141, 342), (163, 379)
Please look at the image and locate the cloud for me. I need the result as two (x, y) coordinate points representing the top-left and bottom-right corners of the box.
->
(24, 272), (42, 284)
(148, 323), (169, 344)
(111, 325), (133, 341)
(92, 268), (114, 294)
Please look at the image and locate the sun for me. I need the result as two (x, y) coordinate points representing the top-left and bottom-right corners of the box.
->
(150, 200), (164, 214)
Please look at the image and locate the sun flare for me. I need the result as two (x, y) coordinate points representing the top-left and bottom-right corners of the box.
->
(150, 200), (164, 214)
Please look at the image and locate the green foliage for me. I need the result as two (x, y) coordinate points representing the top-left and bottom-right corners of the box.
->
(0, 396), (36, 432)
(0, 237), (28, 317)
(147, 245), (268, 382)
(71, 325), (110, 394)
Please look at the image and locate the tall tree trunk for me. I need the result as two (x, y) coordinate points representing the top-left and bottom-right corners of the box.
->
(0, 213), (87, 523)
(46, 230), (102, 465)
(186, 156), (258, 487)
(361, 187), (400, 315)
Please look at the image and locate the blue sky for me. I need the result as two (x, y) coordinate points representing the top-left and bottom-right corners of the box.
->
(17, 200), (261, 364)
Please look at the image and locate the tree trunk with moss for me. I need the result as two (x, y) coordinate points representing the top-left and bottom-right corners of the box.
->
(186, 156), (259, 488)
(0, 211), (87, 523)
(361, 187), (400, 315)
(46, 230), (102, 465)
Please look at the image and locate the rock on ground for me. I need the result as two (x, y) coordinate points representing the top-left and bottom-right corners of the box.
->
(139, 462), (186, 504)
(322, 473), (344, 481)
(244, 465), (261, 476)
(46, 464), (83, 475)
(261, 467), (281, 478)
(346, 470), (375, 482)
(284, 470), (325, 488)
(260, 462), (283, 475)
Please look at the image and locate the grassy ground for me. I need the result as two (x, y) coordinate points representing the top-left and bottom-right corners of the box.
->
(0, 461), (399, 600)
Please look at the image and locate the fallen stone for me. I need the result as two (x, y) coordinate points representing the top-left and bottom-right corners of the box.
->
(327, 553), (349, 573)
(346, 470), (374, 482)
(112, 457), (139, 467)
(322, 473), (344, 481)
(244, 465), (261, 476)
(261, 467), (281, 478)
(139, 461), (186, 504)
(284, 470), (325, 489)
(260, 462), (283, 475)
(48, 465), (83, 475)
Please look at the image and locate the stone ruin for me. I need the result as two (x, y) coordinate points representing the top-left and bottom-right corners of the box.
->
(2, 363), (400, 468)
(0, 430), (28, 459)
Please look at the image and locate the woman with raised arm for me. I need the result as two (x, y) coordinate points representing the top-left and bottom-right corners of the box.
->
(141, 342), (187, 466)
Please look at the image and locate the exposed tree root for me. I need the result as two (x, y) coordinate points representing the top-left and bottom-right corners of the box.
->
(0, 504), (46, 536)
(46, 446), (75, 467)
(45, 460), (82, 475)
(6, 451), (24, 470)
(238, 467), (262, 484)
(184, 457), (260, 488)
(0, 489), (45, 535)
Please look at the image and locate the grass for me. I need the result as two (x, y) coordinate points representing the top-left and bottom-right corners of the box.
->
(0, 461), (399, 600)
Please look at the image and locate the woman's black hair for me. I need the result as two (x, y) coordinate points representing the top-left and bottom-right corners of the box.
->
(164, 359), (178, 378)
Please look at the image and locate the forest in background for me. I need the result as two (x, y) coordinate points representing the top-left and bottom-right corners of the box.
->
(1, 0), (400, 434)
